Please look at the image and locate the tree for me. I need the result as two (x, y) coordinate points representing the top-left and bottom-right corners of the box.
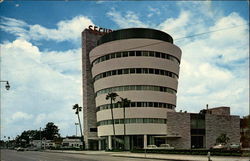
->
(43, 122), (60, 140)
(72, 104), (84, 150)
(117, 97), (131, 150)
(15, 130), (40, 147)
(106, 92), (119, 150)
(216, 133), (230, 144)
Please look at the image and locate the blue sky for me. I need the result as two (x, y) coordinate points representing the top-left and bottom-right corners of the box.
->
(0, 1), (249, 139)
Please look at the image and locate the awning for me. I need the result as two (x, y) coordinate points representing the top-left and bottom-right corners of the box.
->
(153, 134), (181, 138)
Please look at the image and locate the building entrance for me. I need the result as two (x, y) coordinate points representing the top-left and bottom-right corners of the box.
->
(191, 135), (204, 148)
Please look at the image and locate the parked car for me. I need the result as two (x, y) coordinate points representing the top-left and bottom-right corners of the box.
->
(158, 144), (175, 150)
(16, 147), (24, 151)
(211, 144), (228, 150)
(229, 143), (240, 150)
(145, 145), (158, 149)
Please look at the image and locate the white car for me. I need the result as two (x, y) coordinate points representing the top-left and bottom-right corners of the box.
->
(158, 144), (175, 150)
(145, 145), (158, 149)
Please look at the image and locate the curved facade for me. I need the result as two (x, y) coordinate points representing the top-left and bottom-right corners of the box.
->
(89, 28), (181, 149)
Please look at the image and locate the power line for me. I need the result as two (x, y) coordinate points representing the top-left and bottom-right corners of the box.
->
(88, 23), (249, 60)
(2, 23), (248, 72)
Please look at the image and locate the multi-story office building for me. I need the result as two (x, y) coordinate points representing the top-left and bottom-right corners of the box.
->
(82, 27), (240, 150)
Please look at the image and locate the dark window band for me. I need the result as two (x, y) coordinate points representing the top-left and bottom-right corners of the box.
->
(96, 85), (176, 96)
(93, 68), (178, 82)
(92, 50), (180, 66)
(97, 118), (167, 126)
(97, 102), (175, 112)
(97, 28), (173, 45)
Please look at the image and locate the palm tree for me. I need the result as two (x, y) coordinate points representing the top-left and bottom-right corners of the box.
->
(216, 133), (230, 144)
(73, 104), (84, 150)
(106, 92), (119, 150)
(117, 97), (131, 150)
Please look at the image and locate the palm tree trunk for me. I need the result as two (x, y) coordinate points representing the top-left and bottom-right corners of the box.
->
(110, 99), (116, 149)
(77, 113), (84, 150)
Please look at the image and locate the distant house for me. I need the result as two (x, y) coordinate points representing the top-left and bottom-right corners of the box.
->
(62, 136), (83, 148)
(30, 140), (55, 149)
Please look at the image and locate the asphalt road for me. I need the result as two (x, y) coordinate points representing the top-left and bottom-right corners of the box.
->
(0, 149), (159, 161)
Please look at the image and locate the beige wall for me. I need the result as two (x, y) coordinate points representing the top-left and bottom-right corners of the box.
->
(98, 124), (168, 136)
(95, 91), (176, 107)
(91, 38), (181, 137)
(166, 112), (191, 149)
(92, 57), (180, 77)
(89, 38), (181, 62)
(97, 108), (173, 122)
(94, 75), (178, 92)
(205, 114), (240, 149)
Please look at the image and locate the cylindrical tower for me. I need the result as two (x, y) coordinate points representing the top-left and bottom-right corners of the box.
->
(89, 28), (181, 150)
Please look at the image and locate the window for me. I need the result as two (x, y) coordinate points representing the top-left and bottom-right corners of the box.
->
(116, 52), (121, 58)
(131, 102), (136, 107)
(155, 69), (159, 74)
(112, 70), (117, 75)
(129, 86), (136, 90)
(111, 53), (116, 59)
(142, 68), (149, 74)
(123, 52), (128, 57)
(101, 57), (105, 62)
(142, 51), (149, 56)
(123, 69), (129, 74)
(136, 68), (142, 73)
(161, 53), (166, 59)
(155, 52), (160, 57)
(106, 71), (111, 77)
(136, 51), (142, 56)
(149, 51), (154, 57)
(160, 70), (165, 75)
(92, 51), (180, 65)
(130, 68), (135, 74)
(129, 51), (135, 56)
(149, 68), (154, 74)
(118, 69), (122, 75)
(105, 55), (110, 60)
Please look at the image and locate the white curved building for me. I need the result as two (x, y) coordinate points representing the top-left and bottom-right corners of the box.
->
(88, 28), (182, 150)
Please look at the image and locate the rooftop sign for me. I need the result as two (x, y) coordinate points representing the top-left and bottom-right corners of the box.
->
(88, 25), (113, 35)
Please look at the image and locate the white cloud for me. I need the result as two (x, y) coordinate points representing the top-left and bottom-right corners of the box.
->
(1, 38), (82, 137)
(0, 15), (94, 42)
(11, 112), (33, 121)
(176, 11), (249, 116)
(158, 11), (190, 38)
(107, 9), (148, 28)
(147, 6), (161, 18)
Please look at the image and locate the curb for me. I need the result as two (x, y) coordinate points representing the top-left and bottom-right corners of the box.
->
(42, 150), (86, 155)
(112, 155), (198, 161)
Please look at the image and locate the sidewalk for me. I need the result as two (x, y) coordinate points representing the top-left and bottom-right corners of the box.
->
(45, 150), (250, 161)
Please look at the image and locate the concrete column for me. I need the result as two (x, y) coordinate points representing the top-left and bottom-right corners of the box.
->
(98, 139), (101, 150)
(144, 134), (147, 149)
(108, 135), (112, 150)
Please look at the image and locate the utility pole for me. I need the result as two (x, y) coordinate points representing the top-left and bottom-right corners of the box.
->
(40, 127), (42, 150)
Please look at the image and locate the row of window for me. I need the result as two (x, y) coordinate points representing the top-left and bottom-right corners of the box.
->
(96, 102), (175, 112)
(97, 118), (167, 126)
(93, 68), (178, 82)
(92, 50), (180, 66)
(96, 85), (176, 96)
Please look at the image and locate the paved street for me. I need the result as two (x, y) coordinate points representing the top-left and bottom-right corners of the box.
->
(1, 149), (249, 161)
(0, 149), (159, 161)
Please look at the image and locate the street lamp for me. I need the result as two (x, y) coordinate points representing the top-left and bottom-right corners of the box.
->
(0, 81), (10, 90)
